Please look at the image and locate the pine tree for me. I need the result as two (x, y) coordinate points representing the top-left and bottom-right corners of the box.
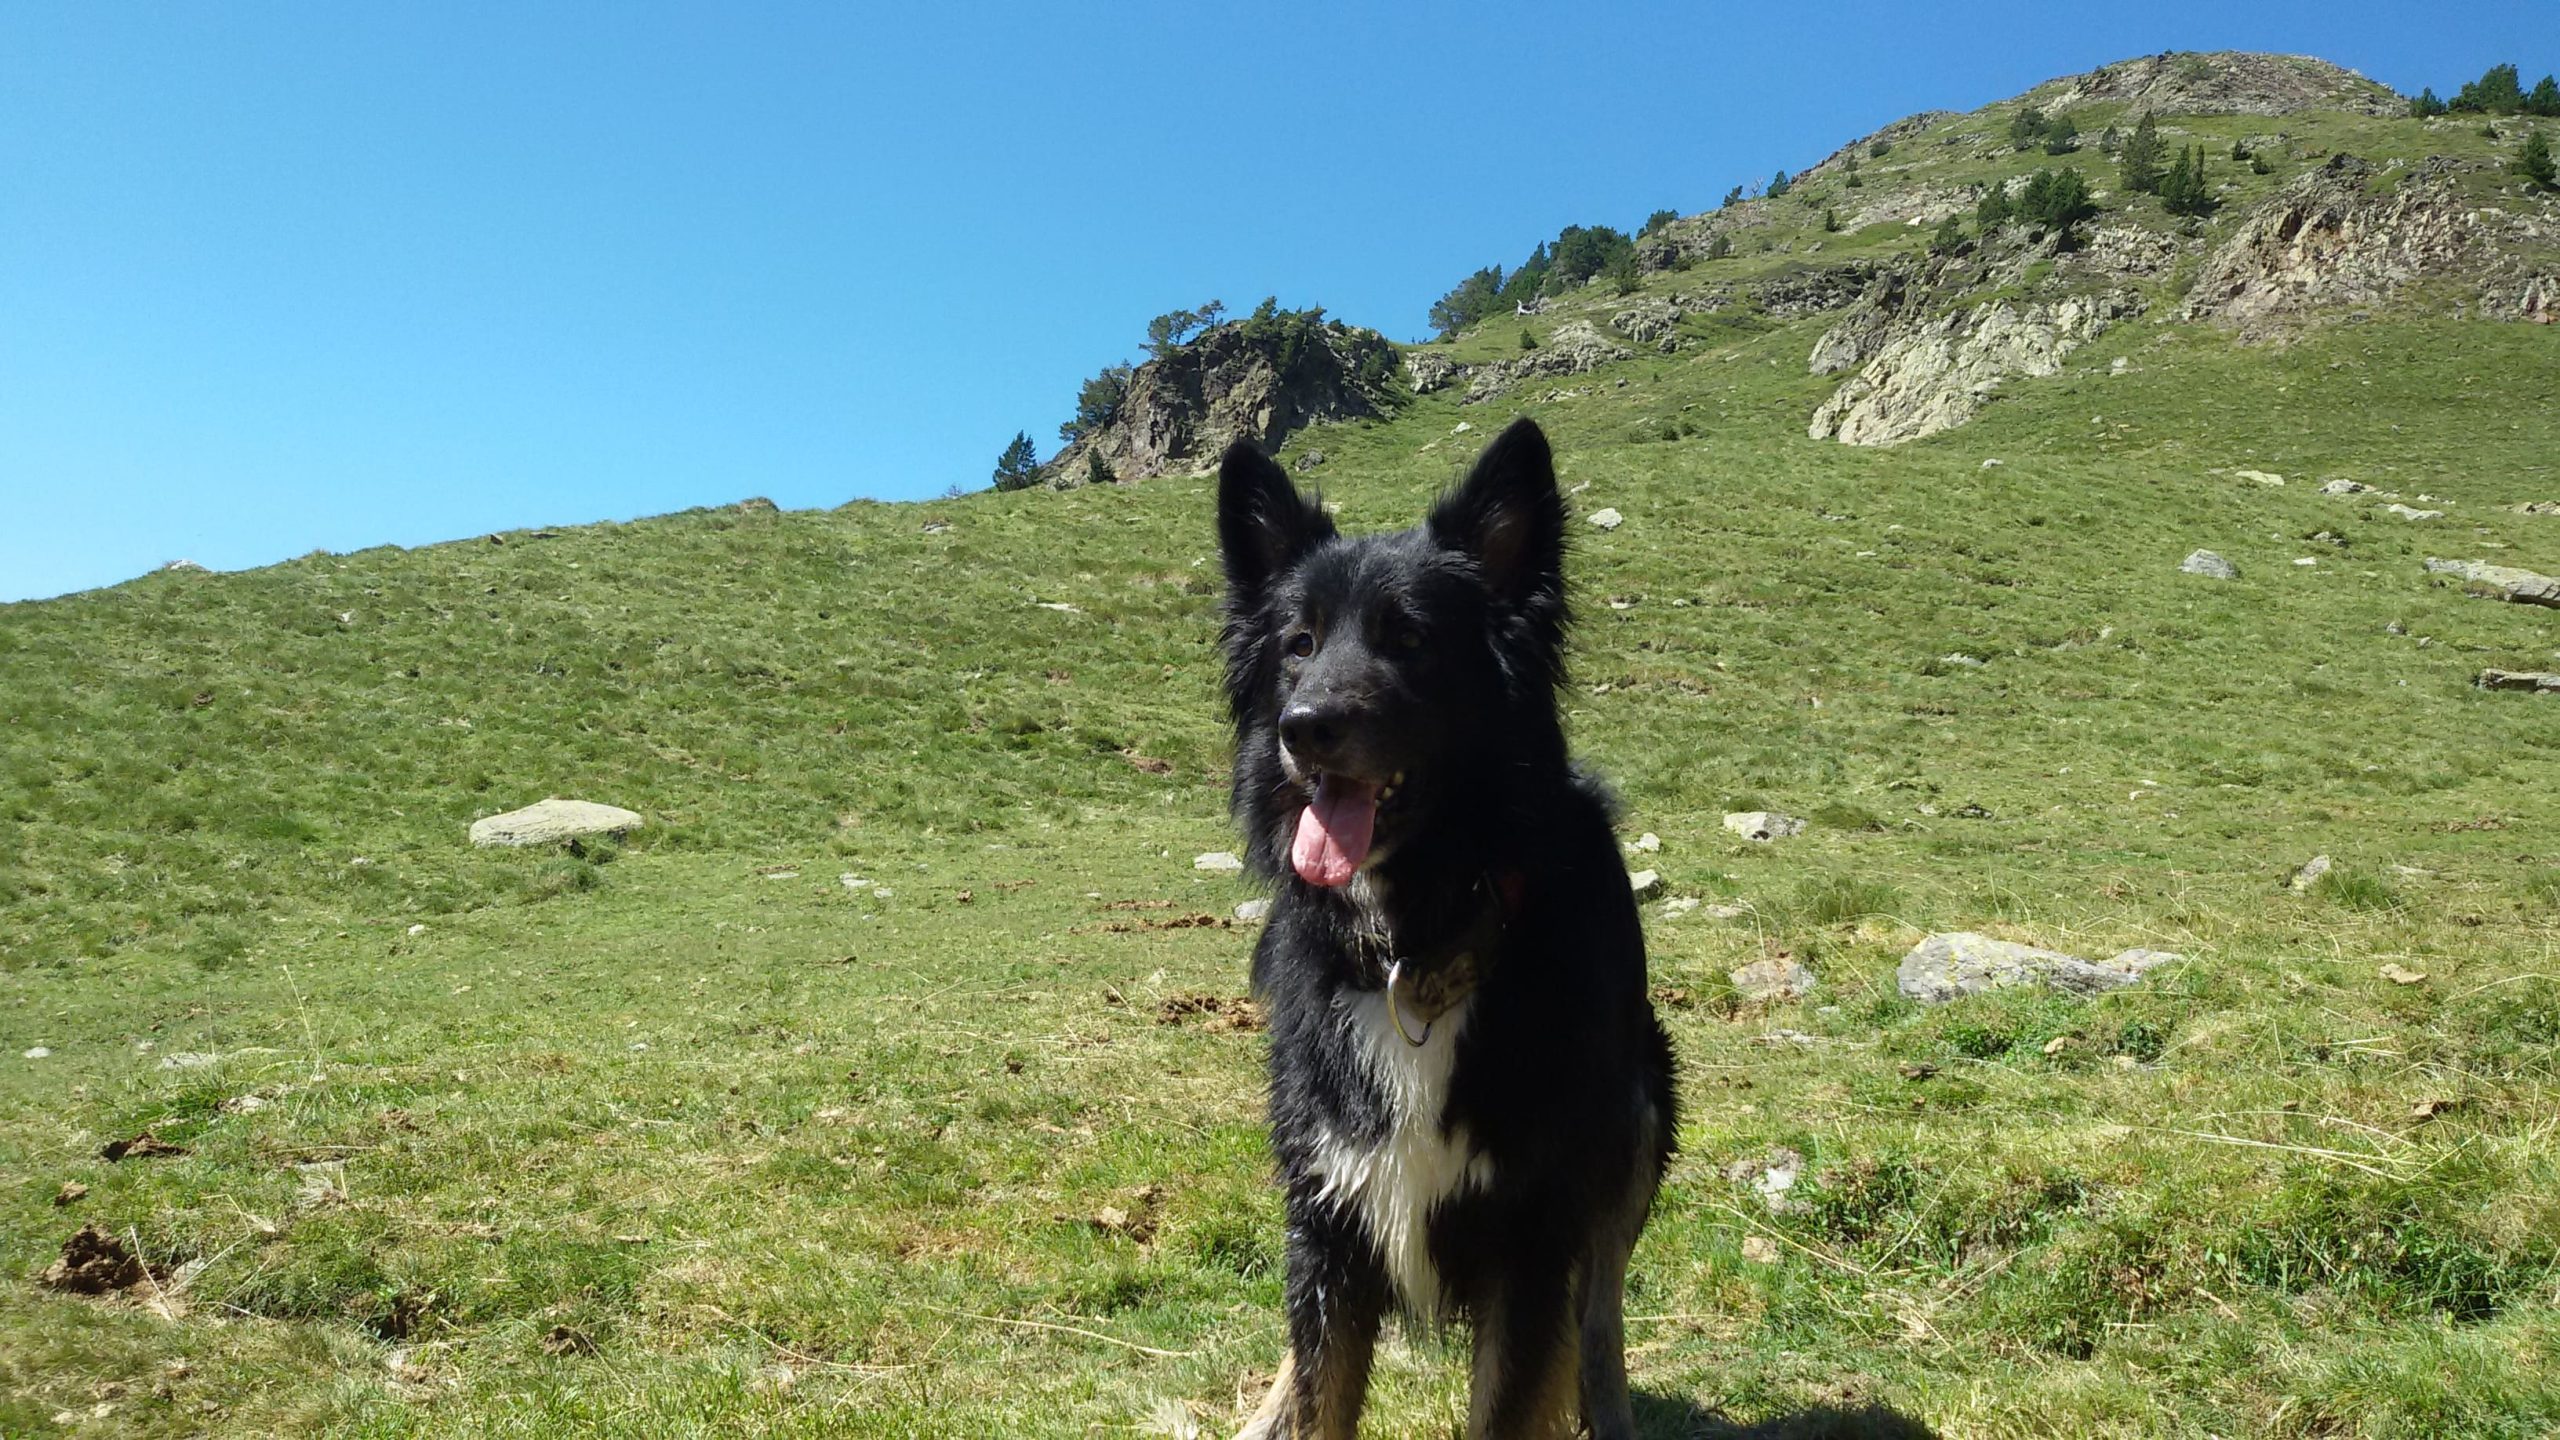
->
(1704, 232), (1733, 260)
(2409, 87), (2449, 118)
(992, 432), (1041, 492)
(2009, 107), (2049, 151)
(2530, 76), (2560, 117)
(1822, 207), (1841, 233)
(2517, 129), (2557, 192)
(2119, 112), (2165, 194)
(1930, 213), (1967, 256)
(2041, 112), (2080, 156)
(2452, 63), (2525, 114)
(2159, 146), (2216, 218)
(1721, 184), (1745, 209)
(1767, 169), (1792, 197)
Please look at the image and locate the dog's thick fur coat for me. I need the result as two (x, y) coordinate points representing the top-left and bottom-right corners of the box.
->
(1218, 420), (1676, 1438)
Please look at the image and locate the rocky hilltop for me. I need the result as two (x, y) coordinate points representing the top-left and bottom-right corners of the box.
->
(1042, 310), (1400, 486)
(1040, 50), (2557, 467)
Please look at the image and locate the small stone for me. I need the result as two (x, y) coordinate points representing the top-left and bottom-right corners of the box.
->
(2108, 357), (2130, 375)
(2318, 478), (2371, 494)
(2384, 503), (2443, 521)
(1451, 421), (1474, 435)
(407, 923), (428, 936)
(1630, 832), (1661, 853)
(1658, 896), (1700, 917)
(1587, 508), (1624, 531)
(24, 1046), (51, 1060)
(53, 1182), (88, 1207)
(1740, 1235), (1783, 1264)
(2379, 963), (2429, 986)
(1729, 956), (1816, 1003)
(2235, 469), (2285, 487)
(1722, 811), (1806, 842)
(1627, 869), (1664, 900)
(1939, 653), (1987, 668)
(1233, 898), (1273, 923)
(221, 1094), (270, 1114)
(1980, 458), (2003, 469)
(2181, 550), (2239, 580)
(2293, 556), (2318, 566)
(1192, 852), (1244, 873)
(1704, 903), (1750, 920)
(2287, 855), (2333, 891)
(542, 1324), (599, 1357)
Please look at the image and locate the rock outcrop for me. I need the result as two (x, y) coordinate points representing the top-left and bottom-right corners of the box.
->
(1809, 289), (2143, 445)
(1897, 933), (2181, 1005)
(1048, 316), (1401, 485)
(1460, 321), (1635, 405)
(2182, 157), (2520, 332)
(2032, 51), (2403, 119)
(2425, 558), (2560, 607)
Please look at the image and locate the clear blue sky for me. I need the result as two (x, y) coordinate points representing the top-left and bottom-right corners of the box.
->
(2, 3), (2547, 602)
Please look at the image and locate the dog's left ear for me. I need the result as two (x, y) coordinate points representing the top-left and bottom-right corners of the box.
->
(1429, 418), (1564, 606)
(1218, 441), (1336, 603)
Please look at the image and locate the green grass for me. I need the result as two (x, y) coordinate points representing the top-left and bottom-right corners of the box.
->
(7, 88), (2560, 1440)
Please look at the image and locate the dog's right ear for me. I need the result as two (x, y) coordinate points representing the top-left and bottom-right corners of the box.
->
(1218, 442), (1335, 603)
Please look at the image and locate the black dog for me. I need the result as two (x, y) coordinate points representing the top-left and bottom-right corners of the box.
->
(1219, 419), (1676, 1439)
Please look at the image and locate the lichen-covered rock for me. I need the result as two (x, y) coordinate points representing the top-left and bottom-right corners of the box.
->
(1610, 297), (1682, 346)
(469, 799), (644, 848)
(1897, 932), (2179, 1004)
(1405, 351), (1465, 395)
(2425, 558), (2560, 608)
(1809, 289), (2143, 445)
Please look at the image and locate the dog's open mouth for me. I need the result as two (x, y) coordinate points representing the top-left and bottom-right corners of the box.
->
(1290, 771), (1403, 888)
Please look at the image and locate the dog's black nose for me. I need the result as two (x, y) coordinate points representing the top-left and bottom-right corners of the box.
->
(1279, 702), (1352, 766)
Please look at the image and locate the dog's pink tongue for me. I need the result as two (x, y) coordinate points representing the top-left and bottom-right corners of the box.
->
(1292, 776), (1379, 888)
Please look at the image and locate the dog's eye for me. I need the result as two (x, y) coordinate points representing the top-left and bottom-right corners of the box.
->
(1397, 626), (1425, 650)
(1285, 631), (1316, 659)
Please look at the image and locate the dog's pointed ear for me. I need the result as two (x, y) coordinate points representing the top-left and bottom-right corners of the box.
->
(1428, 418), (1563, 606)
(1218, 441), (1335, 601)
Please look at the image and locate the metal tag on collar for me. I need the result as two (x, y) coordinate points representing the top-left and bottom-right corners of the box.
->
(1384, 959), (1430, 1047)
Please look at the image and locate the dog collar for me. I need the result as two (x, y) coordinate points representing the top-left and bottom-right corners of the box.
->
(1382, 868), (1524, 1047)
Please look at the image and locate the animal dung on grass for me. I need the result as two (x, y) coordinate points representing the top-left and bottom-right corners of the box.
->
(1896, 932), (2179, 1004)
(468, 798), (643, 848)
(40, 1225), (163, 1296)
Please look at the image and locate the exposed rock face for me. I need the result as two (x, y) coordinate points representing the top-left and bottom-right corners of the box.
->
(469, 798), (644, 847)
(2478, 669), (2560, 693)
(2034, 51), (2402, 118)
(1809, 289), (2143, 445)
(1756, 262), (1883, 319)
(1049, 318), (1400, 485)
(1897, 932), (2180, 1005)
(1808, 269), (1915, 375)
(2182, 157), (2506, 331)
(1460, 321), (1634, 404)
(1405, 351), (1464, 395)
(1610, 297), (1682, 347)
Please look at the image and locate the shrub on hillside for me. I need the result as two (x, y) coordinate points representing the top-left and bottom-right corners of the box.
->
(2409, 87), (2449, 118)
(2015, 168), (2097, 241)
(2041, 112), (2080, 156)
(1767, 169), (1792, 197)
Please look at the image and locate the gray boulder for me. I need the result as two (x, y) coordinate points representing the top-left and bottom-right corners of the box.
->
(2425, 558), (2560, 608)
(469, 799), (644, 848)
(1723, 811), (1807, 842)
(2478, 669), (2560, 694)
(1896, 932), (2179, 1005)
(2181, 550), (2240, 580)
(1405, 351), (1465, 395)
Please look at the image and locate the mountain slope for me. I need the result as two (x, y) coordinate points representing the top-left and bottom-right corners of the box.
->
(4, 51), (2559, 1440)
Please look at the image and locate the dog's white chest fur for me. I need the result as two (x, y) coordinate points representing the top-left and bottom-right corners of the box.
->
(1305, 989), (1493, 1310)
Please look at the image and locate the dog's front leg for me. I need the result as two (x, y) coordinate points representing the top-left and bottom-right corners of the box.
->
(1463, 1262), (1580, 1440)
(1240, 1209), (1388, 1439)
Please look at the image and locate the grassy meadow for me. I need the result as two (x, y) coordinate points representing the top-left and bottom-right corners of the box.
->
(6, 300), (2559, 1437)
